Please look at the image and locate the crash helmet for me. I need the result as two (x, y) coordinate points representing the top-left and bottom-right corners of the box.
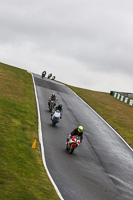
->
(52, 93), (55, 98)
(78, 126), (83, 133)
(59, 104), (62, 109)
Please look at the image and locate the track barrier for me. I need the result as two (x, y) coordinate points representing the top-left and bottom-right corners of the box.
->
(110, 91), (133, 106)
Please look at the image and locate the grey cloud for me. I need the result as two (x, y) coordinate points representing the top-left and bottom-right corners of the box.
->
(0, 0), (133, 92)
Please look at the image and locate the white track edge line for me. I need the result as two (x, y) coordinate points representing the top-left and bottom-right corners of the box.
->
(31, 73), (64, 200)
(66, 86), (133, 152)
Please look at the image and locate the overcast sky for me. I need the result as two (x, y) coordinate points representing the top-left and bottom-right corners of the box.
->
(0, 0), (133, 93)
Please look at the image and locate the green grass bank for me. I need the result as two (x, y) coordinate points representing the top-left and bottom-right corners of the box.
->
(0, 63), (59, 200)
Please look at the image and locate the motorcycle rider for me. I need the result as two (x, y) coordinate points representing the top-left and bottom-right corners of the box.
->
(67, 126), (83, 143)
(42, 71), (46, 78)
(52, 76), (55, 80)
(51, 104), (63, 119)
(48, 93), (58, 107)
(48, 73), (52, 79)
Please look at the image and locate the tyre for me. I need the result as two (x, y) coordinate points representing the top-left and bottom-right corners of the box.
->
(68, 145), (74, 154)
(52, 121), (56, 126)
(50, 105), (53, 113)
(69, 148), (74, 154)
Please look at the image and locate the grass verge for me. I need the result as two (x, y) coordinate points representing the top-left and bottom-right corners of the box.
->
(0, 62), (59, 200)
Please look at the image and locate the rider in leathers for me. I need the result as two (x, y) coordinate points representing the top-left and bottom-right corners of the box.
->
(48, 93), (57, 107)
(42, 71), (46, 78)
(67, 126), (83, 143)
(51, 104), (63, 119)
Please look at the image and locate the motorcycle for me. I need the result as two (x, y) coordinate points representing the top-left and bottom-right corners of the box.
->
(48, 100), (56, 112)
(48, 73), (52, 79)
(42, 71), (46, 78)
(52, 76), (55, 80)
(51, 110), (61, 126)
(66, 135), (81, 154)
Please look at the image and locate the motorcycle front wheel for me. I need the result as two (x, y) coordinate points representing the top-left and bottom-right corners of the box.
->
(52, 121), (56, 126)
(50, 106), (53, 113)
(68, 145), (75, 154)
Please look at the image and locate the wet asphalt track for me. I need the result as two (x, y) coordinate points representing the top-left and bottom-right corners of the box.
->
(33, 74), (133, 200)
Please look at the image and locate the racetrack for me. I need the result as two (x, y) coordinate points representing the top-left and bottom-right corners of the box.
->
(33, 73), (133, 200)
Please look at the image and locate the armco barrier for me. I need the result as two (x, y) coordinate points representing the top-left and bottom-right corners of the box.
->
(110, 91), (133, 106)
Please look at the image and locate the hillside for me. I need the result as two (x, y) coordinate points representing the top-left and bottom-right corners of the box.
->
(0, 62), (59, 200)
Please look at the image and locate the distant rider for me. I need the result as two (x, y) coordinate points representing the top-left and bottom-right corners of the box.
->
(48, 93), (58, 107)
(67, 126), (83, 143)
(42, 71), (46, 78)
(48, 73), (52, 79)
(52, 76), (55, 80)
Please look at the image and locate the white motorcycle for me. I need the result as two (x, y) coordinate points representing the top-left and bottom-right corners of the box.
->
(51, 110), (61, 126)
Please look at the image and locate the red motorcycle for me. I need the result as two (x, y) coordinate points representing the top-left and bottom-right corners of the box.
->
(66, 135), (81, 154)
